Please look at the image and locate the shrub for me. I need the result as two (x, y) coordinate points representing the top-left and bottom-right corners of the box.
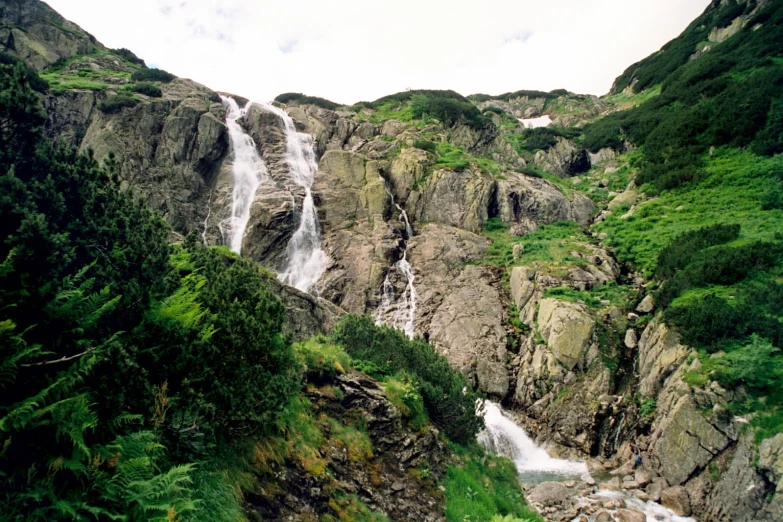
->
(110, 47), (145, 66)
(0, 51), (48, 92)
(409, 93), (488, 129)
(655, 223), (740, 279)
(98, 94), (139, 114)
(131, 67), (176, 83)
(412, 139), (437, 153)
(330, 315), (482, 443)
(274, 92), (341, 110)
(127, 81), (162, 97)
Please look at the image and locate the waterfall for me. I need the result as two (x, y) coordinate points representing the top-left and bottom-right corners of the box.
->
(258, 102), (328, 293)
(374, 181), (417, 339)
(219, 96), (269, 254)
(478, 401), (587, 476)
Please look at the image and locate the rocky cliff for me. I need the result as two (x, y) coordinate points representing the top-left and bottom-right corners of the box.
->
(9, 0), (783, 520)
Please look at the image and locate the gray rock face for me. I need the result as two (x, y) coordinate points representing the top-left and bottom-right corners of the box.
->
(637, 318), (690, 398)
(652, 395), (730, 486)
(476, 359), (509, 397)
(534, 137), (591, 178)
(537, 298), (595, 371)
(527, 481), (569, 507)
(496, 172), (595, 232)
(409, 168), (496, 233)
(0, 0), (98, 71)
(264, 276), (345, 341)
(388, 147), (433, 200)
(80, 83), (229, 236)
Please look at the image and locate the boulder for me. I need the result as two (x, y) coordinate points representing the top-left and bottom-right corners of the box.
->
(537, 298), (595, 370)
(634, 469), (651, 488)
(476, 359), (509, 398)
(527, 481), (569, 507)
(607, 190), (639, 210)
(615, 508), (646, 522)
(645, 477), (668, 502)
(510, 266), (536, 309)
(661, 486), (691, 516)
(624, 329), (638, 349)
(593, 510), (613, 522)
(759, 433), (783, 484)
(636, 295), (654, 313)
(637, 318), (690, 398)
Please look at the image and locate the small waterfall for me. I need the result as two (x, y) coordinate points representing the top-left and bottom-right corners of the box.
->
(374, 181), (417, 339)
(258, 103), (328, 293)
(219, 96), (269, 254)
(478, 401), (587, 476)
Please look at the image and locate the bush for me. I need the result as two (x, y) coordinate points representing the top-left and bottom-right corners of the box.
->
(412, 139), (437, 153)
(131, 67), (176, 83)
(330, 315), (482, 443)
(98, 94), (139, 114)
(111, 47), (145, 66)
(409, 93), (488, 129)
(655, 223), (740, 279)
(127, 82), (162, 97)
(274, 92), (341, 110)
(656, 241), (782, 307)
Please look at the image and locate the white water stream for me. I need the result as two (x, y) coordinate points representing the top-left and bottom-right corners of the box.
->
(478, 401), (696, 522)
(374, 182), (417, 339)
(219, 96), (269, 253)
(258, 103), (328, 293)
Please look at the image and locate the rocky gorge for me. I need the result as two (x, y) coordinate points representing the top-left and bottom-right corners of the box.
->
(3, 0), (783, 520)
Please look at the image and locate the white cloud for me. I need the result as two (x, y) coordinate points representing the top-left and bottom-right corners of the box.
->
(46, 0), (710, 104)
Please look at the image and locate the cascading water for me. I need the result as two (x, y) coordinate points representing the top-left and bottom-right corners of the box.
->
(374, 181), (417, 339)
(478, 401), (697, 522)
(258, 103), (328, 293)
(478, 401), (587, 479)
(219, 96), (269, 254)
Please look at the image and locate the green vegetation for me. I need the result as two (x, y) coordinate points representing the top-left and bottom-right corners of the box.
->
(444, 444), (542, 522)
(584, 1), (783, 191)
(507, 126), (578, 155)
(359, 90), (490, 130)
(330, 315), (482, 443)
(0, 59), (296, 520)
(123, 81), (162, 97)
(431, 142), (504, 178)
(131, 67), (176, 83)
(413, 138), (438, 153)
(98, 94), (140, 113)
(110, 47), (146, 66)
(275, 92), (342, 110)
(469, 89), (564, 103)
(0, 52), (48, 93)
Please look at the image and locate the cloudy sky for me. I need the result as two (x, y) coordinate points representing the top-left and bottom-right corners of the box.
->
(47, 0), (710, 104)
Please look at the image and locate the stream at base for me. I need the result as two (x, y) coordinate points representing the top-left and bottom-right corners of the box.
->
(478, 401), (696, 522)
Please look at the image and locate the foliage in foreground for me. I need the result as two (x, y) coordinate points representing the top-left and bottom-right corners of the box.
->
(444, 444), (542, 522)
(0, 60), (296, 520)
(330, 315), (482, 444)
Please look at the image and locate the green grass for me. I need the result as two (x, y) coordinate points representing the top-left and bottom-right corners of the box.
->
(444, 443), (543, 522)
(294, 336), (351, 379)
(594, 149), (783, 277)
(603, 84), (661, 109)
(477, 220), (589, 270)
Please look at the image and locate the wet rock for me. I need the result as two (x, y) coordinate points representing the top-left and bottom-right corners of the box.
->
(616, 508), (646, 522)
(593, 510), (613, 522)
(600, 477), (621, 491)
(645, 478), (668, 502)
(634, 469), (651, 487)
(476, 359), (509, 398)
(662, 486), (692, 516)
(527, 481), (569, 507)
